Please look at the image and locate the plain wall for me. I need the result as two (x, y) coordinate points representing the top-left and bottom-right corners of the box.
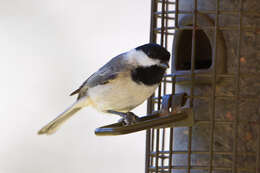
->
(0, 1), (151, 173)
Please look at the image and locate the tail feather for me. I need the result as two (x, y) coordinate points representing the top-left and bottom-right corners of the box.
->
(38, 100), (84, 135)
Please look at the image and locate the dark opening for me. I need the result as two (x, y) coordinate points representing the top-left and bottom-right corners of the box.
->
(176, 28), (212, 70)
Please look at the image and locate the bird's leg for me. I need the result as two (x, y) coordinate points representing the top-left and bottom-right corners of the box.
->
(107, 110), (139, 125)
(172, 105), (183, 114)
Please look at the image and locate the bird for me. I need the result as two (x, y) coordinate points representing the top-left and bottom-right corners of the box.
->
(38, 43), (170, 135)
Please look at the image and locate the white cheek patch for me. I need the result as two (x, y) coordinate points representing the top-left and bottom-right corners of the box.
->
(126, 49), (160, 67)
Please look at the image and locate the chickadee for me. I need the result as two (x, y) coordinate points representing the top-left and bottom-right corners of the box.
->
(38, 43), (170, 135)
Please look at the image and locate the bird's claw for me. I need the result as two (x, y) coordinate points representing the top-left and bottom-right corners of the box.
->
(118, 112), (138, 126)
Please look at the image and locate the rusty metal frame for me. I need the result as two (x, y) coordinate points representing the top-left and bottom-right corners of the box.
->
(146, 0), (260, 173)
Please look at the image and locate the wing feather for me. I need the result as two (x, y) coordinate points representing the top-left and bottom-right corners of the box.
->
(70, 53), (129, 98)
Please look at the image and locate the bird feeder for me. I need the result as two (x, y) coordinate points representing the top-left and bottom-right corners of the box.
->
(145, 0), (260, 173)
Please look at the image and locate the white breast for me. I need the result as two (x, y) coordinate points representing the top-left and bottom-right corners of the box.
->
(86, 73), (158, 112)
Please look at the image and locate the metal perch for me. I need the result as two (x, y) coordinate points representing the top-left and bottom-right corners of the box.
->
(95, 93), (193, 136)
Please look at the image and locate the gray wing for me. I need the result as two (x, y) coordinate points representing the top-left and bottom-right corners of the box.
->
(70, 53), (128, 99)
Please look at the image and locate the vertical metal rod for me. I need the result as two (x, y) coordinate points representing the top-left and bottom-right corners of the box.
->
(160, 1), (169, 168)
(160, 3), (170, 169)
(155, 1), (165, 172)
(168, 74), (176, 173)
(146, 1), (158, 172)
(187, 128), (192, 173)
(164, 0), (169, 50)
(168, 128), (174, 173)
(190, 0), (197, 109)
(169, 0), (177, 166)
(257, 124), (260, 173)
(187, 0), (198, 172)
(208, 0), (219, 172)
(145, 130), (151, 173)
(160, 0), (165, 47)
(161, 80), (167, 168)
(161, 130), (165, 169)
(150, 0), (158, 44)
(174, 0), (179, 29)
(254, 6), (260, 173)
(155, 129), (160, 173)
(151, 129), (155, 167)
(232, 0), (243, 172)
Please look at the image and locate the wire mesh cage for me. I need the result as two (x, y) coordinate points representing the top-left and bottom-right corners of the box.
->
(145, 0), (260, 172)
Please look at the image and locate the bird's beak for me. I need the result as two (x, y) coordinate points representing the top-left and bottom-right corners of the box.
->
(158, 62), (169, 69)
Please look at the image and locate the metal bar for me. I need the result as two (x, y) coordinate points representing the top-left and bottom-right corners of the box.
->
(158, 0), (175, 5)
(157, 15), (175, 20)
(150, 150), (256, 156)
(164, 1), (169, 51)
(150, 1), (158, 43)
(168, 75), (176, 173)
(164, 73), (236, 78)
(154, 10), (260, 16)
(190, 0), (198, 103)
(151, 128), (155, 167)
(196, 120), (259, 125)
(146, 1), (158, 172)
(255, 11), (260, 173)
(154, 25), (257, 32)
(161, 132), (166, 167)
(156, 31), (175, 35)
(160, 0), (169, 169)
(157, 16), (175, 20)
(257, 124), (260, 173)
(186, 0), (198, 172)
(168, 128), (173, 173)
(208, 0), (219, 172)
(174, 0), (179, 30)
(160, 0), (165, 47)
(164, 72), (260, 78)
(155, 1), (166, 172)
(153, 95), (260, 103)
(160, 68), (167, 170)
(161, 128), (165, 169)
(146, 130), (151, 173)
(155, 129), (160, 173)
(146, 130), (152, 173)
(149, 165), (256, 171)
(232, 0), (243, 172)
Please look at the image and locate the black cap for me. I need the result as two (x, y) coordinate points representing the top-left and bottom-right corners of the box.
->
(136, 43), (170, 62)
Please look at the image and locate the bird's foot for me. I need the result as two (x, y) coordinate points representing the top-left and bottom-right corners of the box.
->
(118, 112), (139, 126)
(172, 106), (183, 114)
(107, 110), (138, 126)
